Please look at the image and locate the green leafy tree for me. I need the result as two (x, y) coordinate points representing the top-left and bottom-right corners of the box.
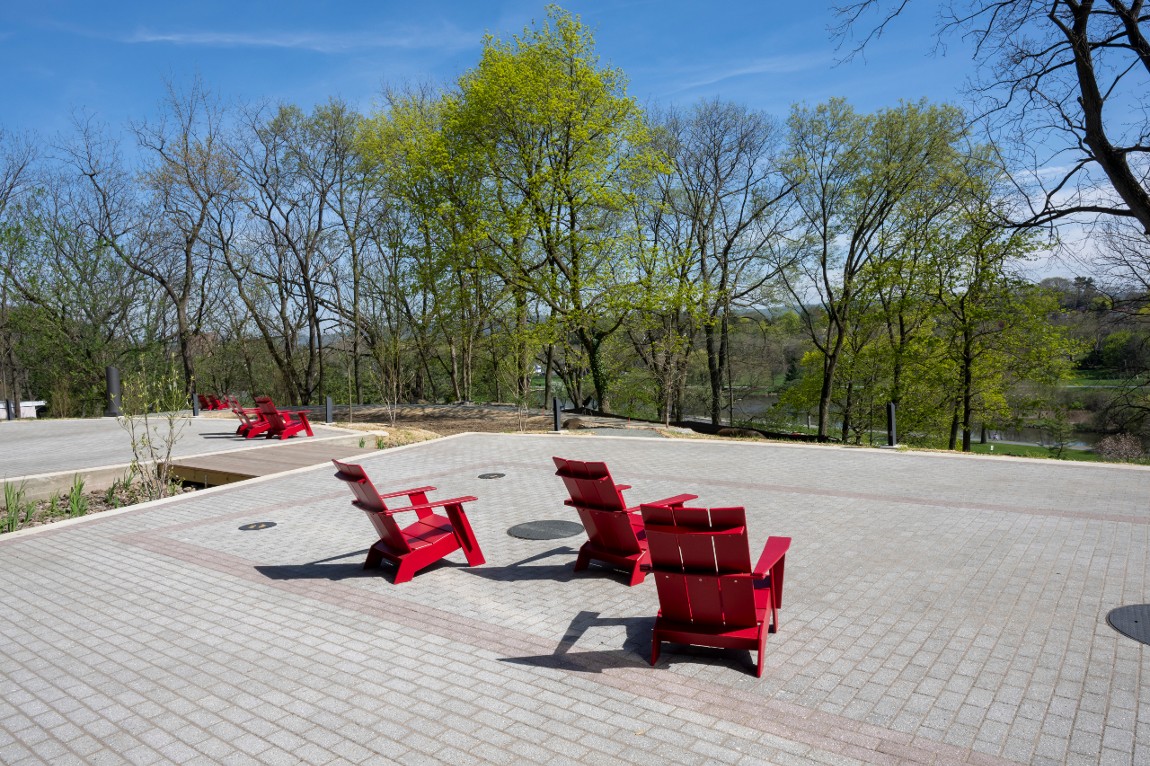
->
(781, 99), (968, 440)
(456, 6), (663, 410)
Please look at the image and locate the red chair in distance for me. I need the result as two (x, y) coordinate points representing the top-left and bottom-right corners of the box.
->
(232, 401), (269, 438)
(552, 456), (697, 586)
(254, 396), (313, 439)
(332, 460), (485, 584)
(641, 503), (790, 677)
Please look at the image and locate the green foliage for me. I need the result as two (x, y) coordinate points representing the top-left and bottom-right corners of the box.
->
(4, 482), (27, 533)
(1, 10), (1133, 459)
(117, 367), (191, 501)
(453, 6), (663, 409)
(68, 475), (87, 517)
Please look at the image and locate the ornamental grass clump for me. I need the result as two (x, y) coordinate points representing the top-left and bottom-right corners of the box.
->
(68, 475), (88, 517)
(3, 482), (29, 534)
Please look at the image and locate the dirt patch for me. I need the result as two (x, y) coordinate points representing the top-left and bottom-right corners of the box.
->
(4, 483), (198, 535)
(337, 404), (555, 436)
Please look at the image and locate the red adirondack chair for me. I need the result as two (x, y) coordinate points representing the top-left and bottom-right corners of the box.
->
(332, 459), (485, 583)
(254, 396), (313, 440)
(232, 402), (269, 437)
(552, 456), (697, 586)
(641, 503), (790, 677)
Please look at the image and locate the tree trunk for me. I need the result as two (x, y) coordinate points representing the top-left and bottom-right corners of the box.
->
(840, 380), (854, 443)
(961, 327), (974, 452)
(705, 322), (723, 425)
(948, 399), (960, 451)
(542, 343), (554, 408)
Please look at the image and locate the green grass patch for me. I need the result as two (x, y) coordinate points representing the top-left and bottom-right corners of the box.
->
(1064, 370), (1132, 387)
(967, 442), (1104, 462)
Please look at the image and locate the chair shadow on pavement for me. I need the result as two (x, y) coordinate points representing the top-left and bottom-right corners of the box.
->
(463, 545), (667, 585)
(254, 548), (472, 583)
(461, 546), (583, 583)
(500, 610), (654, 674)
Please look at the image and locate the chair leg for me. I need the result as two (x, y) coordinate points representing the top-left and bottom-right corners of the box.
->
(627, 562), (647, 586)
(444, 504), (485, 567)
(756, 629), (767, 678)
(392, 558), (418, 584)
(364, 544), (383, 570)
(650, 633), (661, 667)
(573, 544), (592, 572)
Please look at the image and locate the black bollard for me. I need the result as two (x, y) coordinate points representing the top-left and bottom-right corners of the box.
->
(104, 366), (122, 417)
(191, 392), (200, 416)
(552, 397), (562, 432)
(326, 395), (334, 425)
(886, 401), (897, 447)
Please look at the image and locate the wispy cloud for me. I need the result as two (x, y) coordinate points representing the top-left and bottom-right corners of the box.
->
(122, 26), (478, 54)
(670, 52), (830, 94)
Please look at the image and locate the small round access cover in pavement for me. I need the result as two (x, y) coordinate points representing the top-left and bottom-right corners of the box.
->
(507, 520), (584, 540)
(478, 473), (505, 479)
(238, 521), (277, 531)
(1107, 604), (1150, 645)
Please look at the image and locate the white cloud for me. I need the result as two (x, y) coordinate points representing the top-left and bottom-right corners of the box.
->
(669, 52), (830, 94)
(122, 26), (478, 54)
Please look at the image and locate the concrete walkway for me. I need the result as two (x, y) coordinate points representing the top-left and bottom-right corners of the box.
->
(1, 433), (1147, 765)
(0, 415), (354, 482)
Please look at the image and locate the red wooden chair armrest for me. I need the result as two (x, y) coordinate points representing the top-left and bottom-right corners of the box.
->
(641, 493), (698, 509)
(615, 484), (631, 491)
(753, 535), (792, 578)
(381, 496), (479, 516)
(375, 485), (437, 501)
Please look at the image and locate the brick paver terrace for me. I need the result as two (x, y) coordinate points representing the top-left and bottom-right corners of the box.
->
(1, 432), (1147, 764)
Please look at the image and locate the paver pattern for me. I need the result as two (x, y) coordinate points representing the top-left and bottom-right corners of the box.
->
(0, 416), (351, 480)
(1, 432), (1148, 765)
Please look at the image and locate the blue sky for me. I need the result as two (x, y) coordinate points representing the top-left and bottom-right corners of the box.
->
(0, 1), (977, 138)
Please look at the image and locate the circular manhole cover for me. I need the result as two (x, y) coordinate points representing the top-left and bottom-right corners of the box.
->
(478, 472), (506, 479)
(507, 520), (584, 540)
(238, 522), (277, 531)
(1107, 604), (1150, 645)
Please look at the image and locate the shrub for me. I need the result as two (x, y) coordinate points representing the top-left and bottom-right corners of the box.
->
(1095, 433), (1145, 462)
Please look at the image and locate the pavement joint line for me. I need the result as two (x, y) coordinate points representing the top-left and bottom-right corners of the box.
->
(117, 530), (1006, 765)
(489, 455), (1150, 526)
(547, 429), (1150, 472)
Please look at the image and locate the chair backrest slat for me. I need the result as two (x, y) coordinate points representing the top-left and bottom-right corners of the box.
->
(256, 397), (288, 429)
(654, 572), (693, 622)
(577, 508), (642, 555)
(643, 504), (762, 630)
(719, 575), (758, 626)
(332, 459), (410, 553)
(553, 457), (626, 511)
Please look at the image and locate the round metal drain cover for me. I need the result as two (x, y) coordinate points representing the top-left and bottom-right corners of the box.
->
(478, 472), (505, 479)
(507, 520), (584, 540)
(238, 521), (277, 531)
(1107, 604), (1150, 645)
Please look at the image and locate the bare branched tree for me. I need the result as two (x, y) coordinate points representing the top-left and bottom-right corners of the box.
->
(835, 1), (1150, 235)
(659, 98), (794, 425)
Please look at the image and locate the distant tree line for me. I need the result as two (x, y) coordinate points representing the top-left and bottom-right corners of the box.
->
(1, 7), (1147, 450)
